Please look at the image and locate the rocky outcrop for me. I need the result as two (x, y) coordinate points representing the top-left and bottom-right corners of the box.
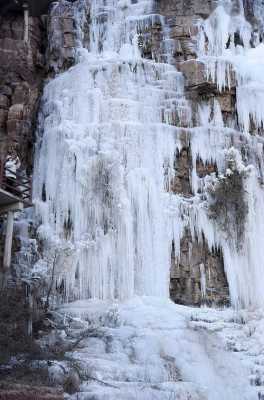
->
(0, 13), (46, 170)
(0, 14), (46, 387)
(0, 0), (87, 319)
(47, 1), (90, 75)
(0, 1), (84, 168)
(158, 0), (216, 64)
(196, 158), (218, 179)
(158, 0), (217, 19)
(171, 147), (193, 196)
(0, 7), (49, 360)
(156, 0), (258, 307)
(170, 231), (229, 306)
(0, 7), (94, 390)
(156, 3), (238, 307)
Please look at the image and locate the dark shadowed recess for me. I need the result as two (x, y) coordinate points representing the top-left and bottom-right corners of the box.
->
(0, 0), (54, 17)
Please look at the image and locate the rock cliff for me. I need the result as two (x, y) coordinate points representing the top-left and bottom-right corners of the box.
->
(1, 0), (263, 322)
(1, 0), (264, 398)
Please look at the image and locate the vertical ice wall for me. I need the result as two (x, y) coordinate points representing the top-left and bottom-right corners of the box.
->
(186, 0), (264, 308)
(33, 0), (190, 301)
(34, 0), (264, 310)
(197, 0), (264, 133)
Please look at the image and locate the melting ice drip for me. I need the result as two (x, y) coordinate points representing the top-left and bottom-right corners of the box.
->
(33, 0), (190, 301)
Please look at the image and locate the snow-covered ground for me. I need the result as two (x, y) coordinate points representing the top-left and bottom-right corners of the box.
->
(56, 297), (263, 399)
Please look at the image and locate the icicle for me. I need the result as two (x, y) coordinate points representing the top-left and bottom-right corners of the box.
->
(197, 1), (264, 133)
(34, 0), (189, 301)
(33, 0), (264, 311)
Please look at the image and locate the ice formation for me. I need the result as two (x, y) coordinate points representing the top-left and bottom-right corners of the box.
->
(33, 0), (264, 312)
(30, 0), (264, 397)
(58, 297), (257, 400)
(197, 0), (264, 133)
(34, 0), (189, 302)
(189, 0), (264, 309)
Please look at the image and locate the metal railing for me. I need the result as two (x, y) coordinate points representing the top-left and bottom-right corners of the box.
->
(0, 166), (32, 203)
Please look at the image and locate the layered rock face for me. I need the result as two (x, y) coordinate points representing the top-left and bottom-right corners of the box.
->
(0, 10), (46, 366)
(156, 0), (264, 307)
(156, 0), (231, 306)
(0, 1), (84, 271)
(46, 0), (89, 75)
(0, 2), (81, 368)
(170, 232), (229, 306)
(0, 3), (81, 167)
(0, 13), (46, 169)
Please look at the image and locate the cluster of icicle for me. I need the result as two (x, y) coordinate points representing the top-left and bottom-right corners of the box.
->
(33, 0), (264, 309)
(197, 0), (264, 133)
(192, 0), (264, 309)
(34, 0), (190, 301)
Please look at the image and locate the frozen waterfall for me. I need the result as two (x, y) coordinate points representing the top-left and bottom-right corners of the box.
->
(193, 0), (264, 308)
(34, 0), (264, 310)
(33, 0), (190, 301)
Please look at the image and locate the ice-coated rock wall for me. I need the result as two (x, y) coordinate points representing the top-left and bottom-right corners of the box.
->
(33, 0), (190, 302)
(33, 0), (264, 310)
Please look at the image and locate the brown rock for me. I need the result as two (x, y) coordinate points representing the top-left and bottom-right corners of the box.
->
(159, 0), (218, 19)
(170, 231), (229, 306)
(0, 86), (12, 97)
(0, 9), (46, 163)
(171, 147), (193, 196)
(8, 104), (24, 121)
(0, 95), (9, 109)
(0, 109), (7, 127)
(180, 38), (196, 58)
(196, 158), (218, 178)
(216, 94), (234, 113)
(178, 59), (208, 88)
(194, 1), (213, 17)
(170, 17), (198, 38)
(12, 86), (29, 105)
(63, 33), (75, 48)
(63, 18), (74, 33)
(6, 119), (23, 139)
(178, 59), (236, 92)
(10, 19), (24, 40)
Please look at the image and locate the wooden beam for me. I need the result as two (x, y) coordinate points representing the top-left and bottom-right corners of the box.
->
(3, 211), (14, 270)
(0, 201), (24, 214)
(23, 2), (29, 43)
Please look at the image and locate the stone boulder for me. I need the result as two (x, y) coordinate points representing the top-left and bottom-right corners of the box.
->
(178, 59), (236, 94)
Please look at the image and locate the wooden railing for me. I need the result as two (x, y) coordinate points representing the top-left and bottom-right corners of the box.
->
(0, 167), (32, 203)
